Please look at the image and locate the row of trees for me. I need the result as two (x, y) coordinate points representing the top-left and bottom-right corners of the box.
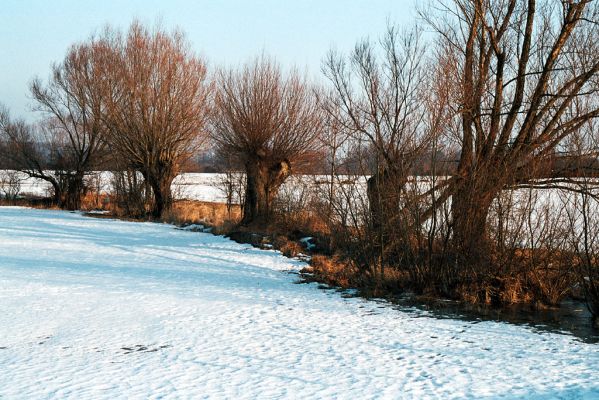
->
(1, 23), (211, 217)
(312, 0), (599, 320)
(1, 1), (598, 319)
(0, 21), (320, 222)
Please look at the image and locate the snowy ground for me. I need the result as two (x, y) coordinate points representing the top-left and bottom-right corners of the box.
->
(0, 208), (597, 399)
(0, 171), (228, 203)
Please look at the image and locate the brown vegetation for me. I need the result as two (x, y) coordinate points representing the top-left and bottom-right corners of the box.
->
(100, 22), (211, 219)
(163, 200), (241, 229)
(303, 1), (599, 326)
(211, 56), (322, 225)
(424, 0), (599, 267)
(0, 112), (85, 208)
(29, 40), (108, 210)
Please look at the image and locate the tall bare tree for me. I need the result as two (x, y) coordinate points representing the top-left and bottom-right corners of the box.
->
(424, 0), (599, 265)
(323, 26), (450, 274)
(29, 40), (109, 209)
(0, 108), (72, 205)
(211, 57), (322, 224)
(101, 22), (210, 218)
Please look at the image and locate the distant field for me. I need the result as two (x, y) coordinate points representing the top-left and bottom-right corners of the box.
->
(0, 171), (227, 203)
(1, 171), (597, 243)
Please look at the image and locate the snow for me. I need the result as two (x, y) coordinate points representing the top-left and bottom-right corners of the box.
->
(178, 223), (212, 233)
(172, 173), (229, 203)
(0, 207), (597, 399)
(300, 236), (316, 251)
(0, 171), (228, 203)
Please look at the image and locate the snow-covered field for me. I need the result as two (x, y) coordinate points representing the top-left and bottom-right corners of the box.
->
(0, 171), (228, 203)
(0, 207), (597, 399)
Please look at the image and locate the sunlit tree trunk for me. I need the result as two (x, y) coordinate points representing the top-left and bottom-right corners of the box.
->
(242, 157), (290, 224)
(144, 165), (175, 219)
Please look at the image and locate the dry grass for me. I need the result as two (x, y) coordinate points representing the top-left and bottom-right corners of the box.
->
(305, 254), (410, 299)
(0, 197), (59, 209)
(80, 192), (111, 211)
(452, 276), (534, 306)
(273, 236), (304, 258)
(512, 248), (574, 306)
(306, 255), (357, 288)
(163, 200), (241, 229)
(273, 210), (330, 237)
(5, 191), (243, 233)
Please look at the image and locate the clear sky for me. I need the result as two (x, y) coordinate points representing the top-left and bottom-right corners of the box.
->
(1, 0), (418, 120)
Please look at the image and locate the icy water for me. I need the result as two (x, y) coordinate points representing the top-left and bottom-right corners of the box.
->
(307, 282), (599, 344)
(432, 300), (599, 343)
(382, 296), (598, 344)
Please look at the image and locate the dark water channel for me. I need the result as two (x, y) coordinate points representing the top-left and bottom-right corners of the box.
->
(300, 274), (599, 343)
(382, 295), (599, 344)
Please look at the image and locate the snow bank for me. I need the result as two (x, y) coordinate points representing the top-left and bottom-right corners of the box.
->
(0, 207), (597, 399)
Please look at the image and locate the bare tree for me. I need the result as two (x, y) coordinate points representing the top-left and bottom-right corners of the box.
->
(0, 108), (68, 205)
(423, 0), (599, 266)
(213, 153), (245, 218)
(316, 111), (349, 221)
(566, 187), (599, 328)
(323, 26), (449, 278)
(560, 118), (599, 326)
(111, 168), (149, 218)
(101, 22), (210, 219)
(211, 56), (322, 225)
(28, 40), (109, 210)
(0, 170), (23, 203)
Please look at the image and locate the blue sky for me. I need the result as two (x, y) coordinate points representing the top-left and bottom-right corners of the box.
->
(1, 0), (418, 120)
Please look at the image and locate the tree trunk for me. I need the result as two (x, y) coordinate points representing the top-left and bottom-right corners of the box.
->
(147, 173), (174, 219)
(63, 172), (85, 210)
(367, 170), (401, 233)
(242, 157), (290, 225)
(451, 178), (496, 269)
(367, 169), (403, 280)
(50, 180), (64, 208)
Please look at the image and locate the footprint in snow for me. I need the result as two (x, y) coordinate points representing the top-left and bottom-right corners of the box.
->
(121, 344), (172, 354)
(38, 335), (52, 345)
